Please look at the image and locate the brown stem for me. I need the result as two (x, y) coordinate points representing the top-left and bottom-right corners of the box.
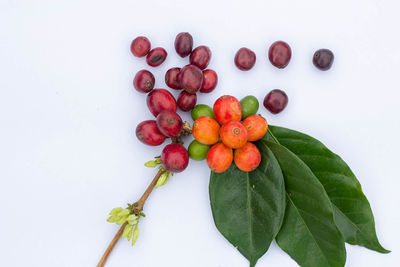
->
(97, 169), (165, 267)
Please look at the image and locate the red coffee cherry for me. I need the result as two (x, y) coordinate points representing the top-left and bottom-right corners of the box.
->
(146, 47), (167, 67)
(130, 36), (151, 57)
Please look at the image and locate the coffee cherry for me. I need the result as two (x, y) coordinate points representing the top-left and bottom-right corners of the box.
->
(234, 48), (256, 71)
(313, 49), (334, 71)
(165, 67), (182, 90)
(192, 116), (220, 145)
(206, 143), (233, 173)
(188, 140), (209, 161)
(177, 91), (197, 112)
(242, 115), (268, 141)
(234, 142), (261, 172)
(133, 70), (155, 93)
(161, 143), (189, 173)
(130, 36), (151, 57)
(146, 47), (167, 67)
(263, 89), (288, 114)
(179, 64), (203, 94)
(213, 95), (242, 125)
(156, 110), (183, 137)
(136, 120), (166, 146)
(200, 69), (218, 93)
(190, 46), (211, 70)
(240, 95), (259, 119)
(174, 32), (193, 58)
(146, 89), (177, 117)
(220, 121), (248, 149)
(268, 41), (292, 69)
(191, 104), (214, 120)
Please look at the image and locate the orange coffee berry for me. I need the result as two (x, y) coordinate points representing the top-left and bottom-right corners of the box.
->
(242, 115), (268, 141)
(220, 121), (248, 149)
(234, 142), (261, 172)
(192, 116), (220, 145)
(206, 143), (233, 173)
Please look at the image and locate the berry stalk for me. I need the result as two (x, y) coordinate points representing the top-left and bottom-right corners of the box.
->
(97, 168), (165, 267)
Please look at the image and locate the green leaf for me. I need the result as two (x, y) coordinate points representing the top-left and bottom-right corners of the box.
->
(209, 141), (286, 267)
(265, 125), (389, 253)
(264, 140), (346, 267)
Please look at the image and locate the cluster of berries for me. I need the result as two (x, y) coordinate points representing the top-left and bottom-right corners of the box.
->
(191, 95), (268, 173)
(132, 33), (218, 112)
(132, 33), (219, 174)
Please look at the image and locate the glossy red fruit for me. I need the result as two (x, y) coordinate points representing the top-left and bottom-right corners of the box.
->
(179, 64), (203, 94)
(177, 91), (197, 111)
(263, 89), (288, 114)
(146, 89), (177, 117)
(200, 69), (218, 93)
(133, 70), (155, 93)
(146, 47), (167, 67)
(130, 36), (151, 57)
(268, 41), (292, 69)
(136, 120), (165, 146)
(156, 110), (183, 137)
(213, 95), (242, 125)
(234, 48), (256, 71)
(174, 32), (193, 58)
(165, 67), (181, 90)
(313, 49), (334, 71)
(189, 45), (211, 69)
(161, 143), (189, 173)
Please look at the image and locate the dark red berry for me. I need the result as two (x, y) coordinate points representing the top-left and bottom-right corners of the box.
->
(130, 36), (151, 57)
(200, 69), (218, 93)
(177, 91), (197, 111)
(165, 67), (182, 90)
(174, 32), (193, 58)
(313, 49), (334, 71)
(179, 64), (203, 94)
(189, 46), (211, 70)
(133, 70), (155, 93)
(146, 47), (167, 67)
(263, 89), (288, 114)
(268, 41), (292, 69)
(136, 120), (165, 146)
(146, 89), (177, 117)
(156, 110), (183, 137)
(161, 143), (189, 173)
(234, 48), (256, 71)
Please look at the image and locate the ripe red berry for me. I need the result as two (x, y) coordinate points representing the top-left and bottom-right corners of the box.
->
(161, 143), (189, 173)
(136, 120), (166, 146)
(146, 47), (167, 67)
(263, 89), (288, 114)
(146, 89), (177, 117)
(174, 32), (193, 58)
(234, 48), (256, 71)
(130, 36), (151, 57)
(313, 49), (334, 71)
(268, 41), (292, 69)
(133, 70), (155, 93)
(156, 110), (183, 137)
(165, 67), (182, 90)
(200, 69), (218, 93)
(177, 91), (197, 111)
(189, 46), (211, 70)
(179, 64), (203, 94)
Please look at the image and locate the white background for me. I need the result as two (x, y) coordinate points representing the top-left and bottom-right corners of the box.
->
(0, 0), (399, 266)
